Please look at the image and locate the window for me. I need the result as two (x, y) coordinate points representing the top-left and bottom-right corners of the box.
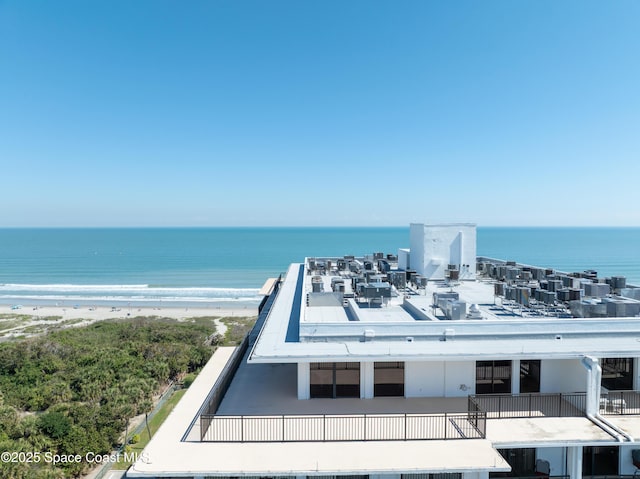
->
(583, 446), (618, 476)
(601, 357), (634, 390)
(476, 360), (512, 394)
(519, 360), (541, 393)
(374, 362), (404, 397)
(310, 362), (360, 398)
(490, 448), (535, 477)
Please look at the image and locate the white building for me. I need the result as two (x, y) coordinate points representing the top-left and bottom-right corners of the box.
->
(128, 224), (640, 479)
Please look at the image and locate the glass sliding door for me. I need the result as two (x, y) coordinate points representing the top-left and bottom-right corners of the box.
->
(476, 360), (512, 394)
(310, 362), (360, 398)
(374, 362), (405, 397)
(601, 357), (634, 390)
(519, 360), (541, 393)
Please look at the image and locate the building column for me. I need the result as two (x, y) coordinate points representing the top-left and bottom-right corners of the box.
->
(634, 357), (640, 390)
(512, 359), (520, 395)
(361, 361), (374, 398)
(567, 445), (583, 479)
(297, 362), (310, 400)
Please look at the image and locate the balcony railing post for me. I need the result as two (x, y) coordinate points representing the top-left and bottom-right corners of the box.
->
(529, 393), (532, 417)
(323, 414), (326, 442)
(364, 414), (367, 440)
(404, 413), (407, 440)
(559, 393), (563, 416)
(444, 413), (447, 439)
(282, 415), (285, 441)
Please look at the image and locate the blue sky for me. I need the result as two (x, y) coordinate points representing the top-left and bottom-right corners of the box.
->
(1, 0), (639, 227)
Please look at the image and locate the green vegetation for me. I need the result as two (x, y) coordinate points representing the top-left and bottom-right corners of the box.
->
(220, 316), (257, 345)
(112, 388), (187, 470)
(0, 317), (219, 478)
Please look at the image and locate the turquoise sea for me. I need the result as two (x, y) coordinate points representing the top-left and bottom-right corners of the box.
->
(0, 227), (639, 307)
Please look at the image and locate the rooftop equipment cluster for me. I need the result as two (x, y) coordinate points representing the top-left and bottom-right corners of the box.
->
(307, 253), (399, 307)
(478, 258), (640, 318)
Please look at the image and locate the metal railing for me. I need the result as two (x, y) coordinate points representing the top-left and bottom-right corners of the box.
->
(200, 412), (486, 442)
(193, 278), (283, 441)
(600, 390), (640, 415)
(468, 392), (587, 419)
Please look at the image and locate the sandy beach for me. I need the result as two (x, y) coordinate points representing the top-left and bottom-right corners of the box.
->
(0, 303), (258, 321)
(0, 303), (259, 340)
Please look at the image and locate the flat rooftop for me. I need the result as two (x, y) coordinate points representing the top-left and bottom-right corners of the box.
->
(249, 262), (640, 363)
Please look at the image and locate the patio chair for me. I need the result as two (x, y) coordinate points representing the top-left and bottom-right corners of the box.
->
(535, 459), (550, 478)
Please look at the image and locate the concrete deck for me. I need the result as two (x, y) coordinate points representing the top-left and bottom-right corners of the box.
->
(129, 347), (511, 477)
(486, 417), (617, 447)
(600, 415), (640, 440)
(217, 360), (468, 415)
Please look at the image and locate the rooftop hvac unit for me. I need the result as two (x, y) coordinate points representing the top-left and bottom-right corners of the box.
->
(606, 299), (640, 318)
(389, 271), (406, 289)
(543, 291), (557, 305)
(359, 283), (392, 299)
(311, 276), (324, 293)
(498, 265), (508, 279)
(539, 280), (549, 290)
(548, 280), (563, 293)
(448, 269), (460, 281)
(516, 286), (530, 306)
(545, 268), (555, 276)
(561, 275), (572, 287)
(584, 282), (610, 298)
(494, 282), (506, 296)
(434, 292), (459, 310)
(377, 260), (390, 273)
(506, 260), (517, 266)
(569, 288), (582, 301)
(506, 267), (520, 281)
(557, 289), (571, 302)
(620, 288), (640, 301)
(444, 300), (466, 320)
(612, 276), (627, 289)
(569, 299), (608, 318)
(531, 268), (546, 280)
(488, 265), (498, 279)
(373, 252), (384, 260)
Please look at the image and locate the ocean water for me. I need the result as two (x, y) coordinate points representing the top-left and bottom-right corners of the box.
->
(0, 227), (639, 307)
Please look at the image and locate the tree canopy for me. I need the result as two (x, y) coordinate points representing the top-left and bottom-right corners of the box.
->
(0, 317), (219, 478)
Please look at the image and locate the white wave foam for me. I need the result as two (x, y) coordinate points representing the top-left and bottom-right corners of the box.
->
(0, 283), (260, 295)
(0, 294), (261, 303)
